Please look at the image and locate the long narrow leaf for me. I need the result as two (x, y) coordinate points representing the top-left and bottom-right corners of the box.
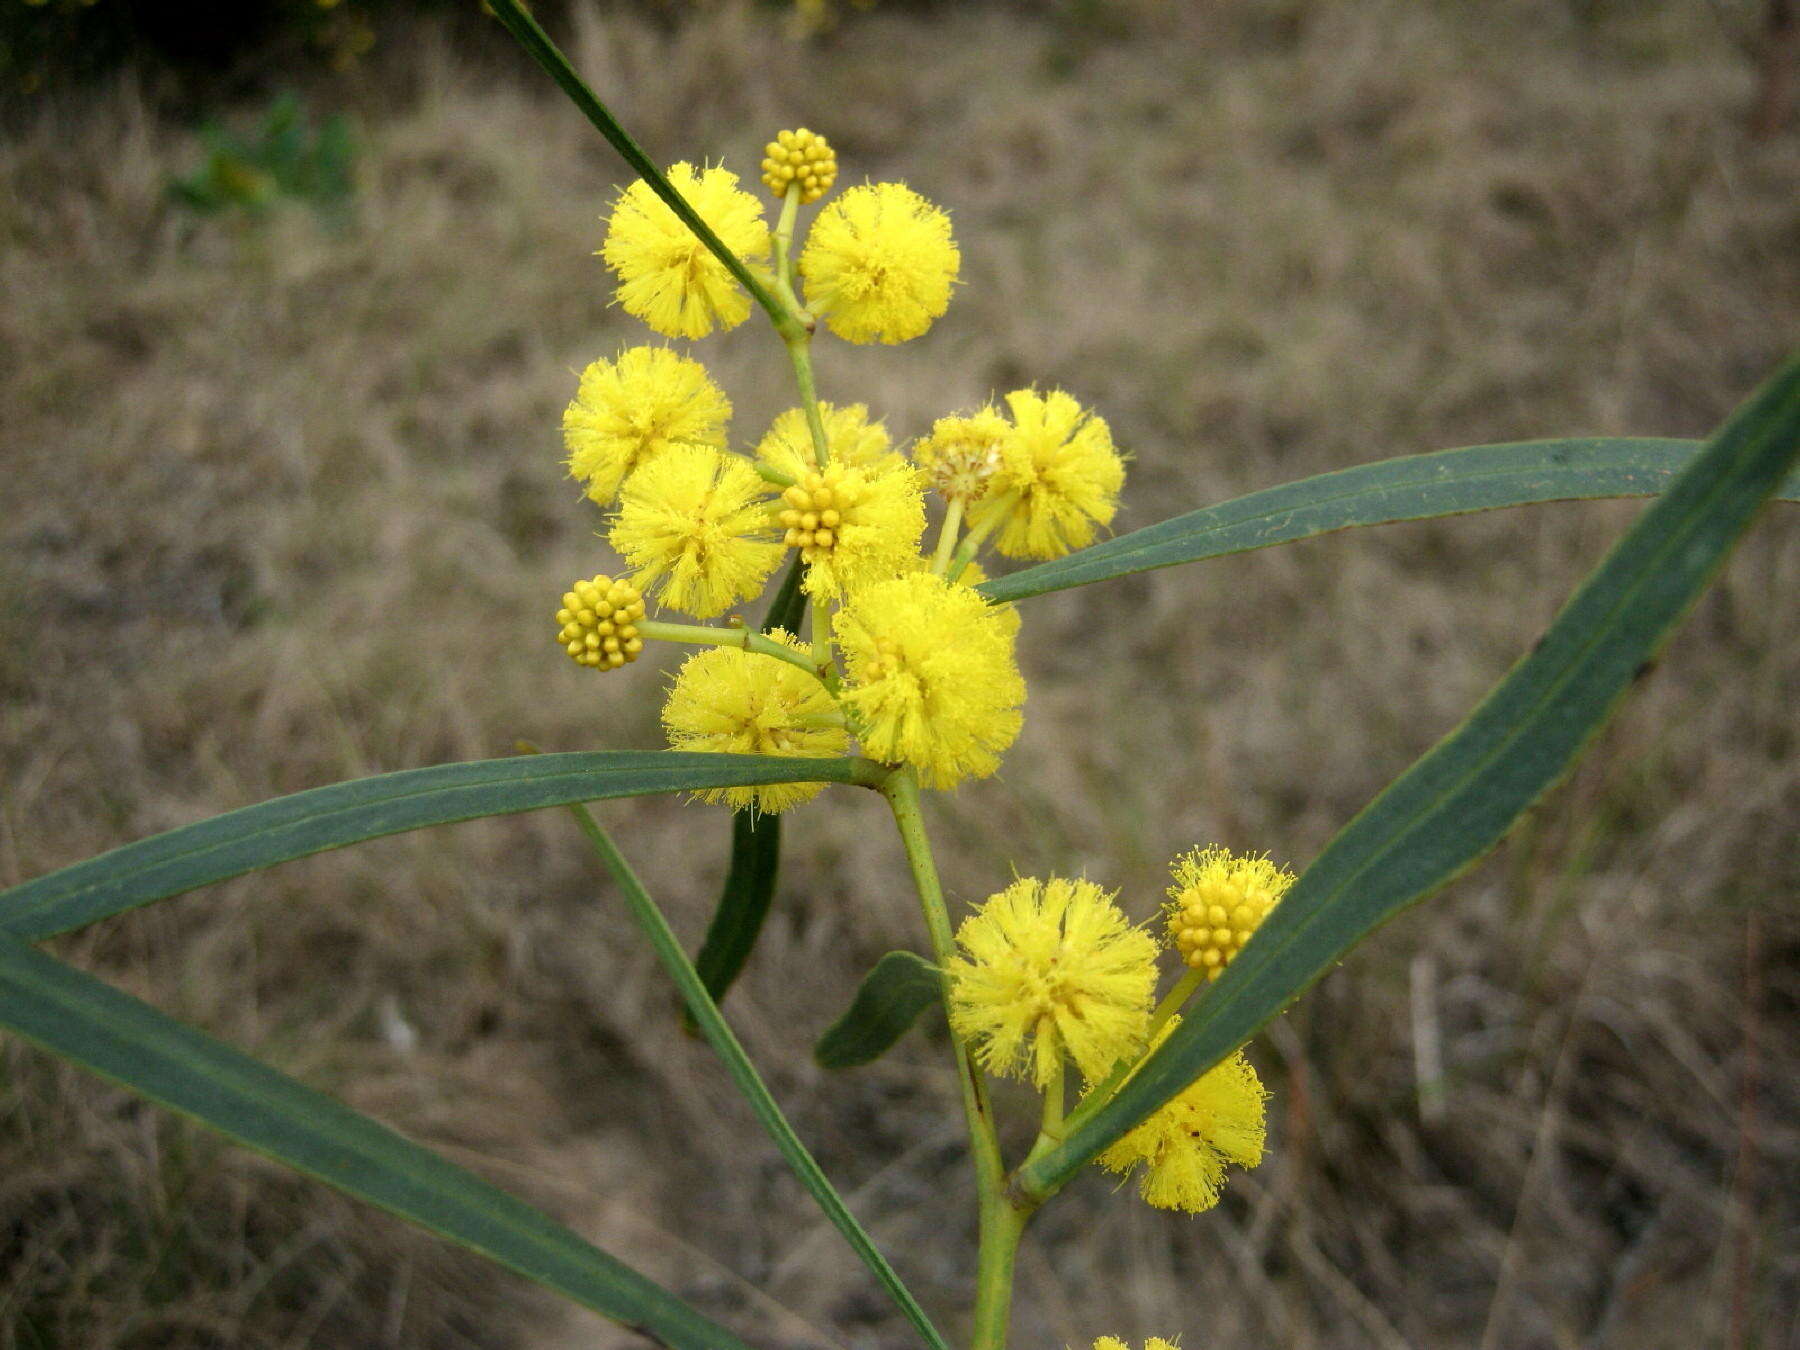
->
(688, 555), (811, 1021)
(762, 552), (809, 636)
(692, 811), (782, 1011)
(1015, 361), (1800, 1202)
(814, 951), (943, 1070)
(2, 752), (883, 941)
(568, 809), (950, 1350)
(979, 437), (1800, 603)
(483, 0), (789, 328)
(0, 937), (758, 1350)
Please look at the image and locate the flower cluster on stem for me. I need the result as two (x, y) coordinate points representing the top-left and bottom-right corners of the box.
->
(546, 120), (1288, 1350)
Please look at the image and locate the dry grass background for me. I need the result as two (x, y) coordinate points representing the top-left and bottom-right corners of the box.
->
(3, 1), (1798, 1347)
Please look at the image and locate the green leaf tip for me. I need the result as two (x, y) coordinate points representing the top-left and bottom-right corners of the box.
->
(815, 950), (945, 1069)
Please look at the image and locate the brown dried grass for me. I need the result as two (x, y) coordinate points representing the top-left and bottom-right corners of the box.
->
(2, 2), (1796, 1347)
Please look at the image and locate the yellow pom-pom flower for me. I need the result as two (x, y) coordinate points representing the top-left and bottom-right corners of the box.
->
(1094, 1019), (1268, 1214)
(946, 877), (1159, 1088)
(978, 388), (1125, 559)
(913, 406), (1010, 505)
(799, 183), (959, 345)
(610, 444), (785, 619)
(662, 635), (847, 813)
(600, 163), (770, 340)
(562, 346), (732, 507)
(1164, 847), (1295, 980)
(1092, 1339), (1180, 1350)
(760, 127), (837, 204)
(554, 575), (646, 671)
(755, 402), (901, 481)
(778, 459), (926, 601)
(895, 555), (1020, 640)
(834, 571), (1025, 788)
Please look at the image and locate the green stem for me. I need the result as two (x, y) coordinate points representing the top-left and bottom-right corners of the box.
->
(772, 181), (808, 320)
(1038, 1058), (1065, 1142)
(930, 496), (966, 575)
(1148, 968), (1206, 1039)
(945, 492), (1020, 583)
(566, 804), (949, 1350)
(1019, 1058), (1066, 1178)
(768, 179), (833, 473)
(809, 597), (836, 679)
(786, 335), (833, 471)
(483, 0), (801, 342)
(638, 619), (821, 679)
(970, 1198), (1028, 1350)
(755, 461), (799, 488)
(881, 769), (1033, 1350)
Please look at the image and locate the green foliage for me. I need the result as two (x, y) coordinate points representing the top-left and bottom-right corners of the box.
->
(692, 810), (783, 1013)
(815, 951), (944, 1069)
(981, 437), (1800, 603)
(167, 95), (356, 219)
(0, 751), (881, 941)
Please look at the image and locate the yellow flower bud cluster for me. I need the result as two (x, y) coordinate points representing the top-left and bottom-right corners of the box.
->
(777, 466), (853, 560)
(1164, 847), (1295, 979)
(761, 128), (838, 204)
(555, 575), (646, 671)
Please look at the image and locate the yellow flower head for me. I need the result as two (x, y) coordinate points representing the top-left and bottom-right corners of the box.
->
(778, 459), (926, 602)
(760, 127), (837, 204)
(1092, 1340), (1180, 1350)
(946, 877), (1158, 1088)
(800, 183), (959, 345)
(895, 554), (1020, 639)
(554, 574), (647, 671)
(610, 444), (785, 619)
(562, 346), (732, 507)
(755, 402), (901, 482)
(1164, 847), (1294, 980)
(913, 406), (1010, 506)
(662, 634), (847, 813)
(979, 389), (1125, 559)
(1094, 1019), (1267, 1214)
(834, 571), (1025, 788)
(601, 163), (771, 340)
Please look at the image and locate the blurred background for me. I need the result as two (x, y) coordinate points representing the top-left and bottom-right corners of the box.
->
(3, 1), (1797, 1347)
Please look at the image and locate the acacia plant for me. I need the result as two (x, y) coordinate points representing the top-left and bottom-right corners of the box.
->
(2, 6), (1796, 1348)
